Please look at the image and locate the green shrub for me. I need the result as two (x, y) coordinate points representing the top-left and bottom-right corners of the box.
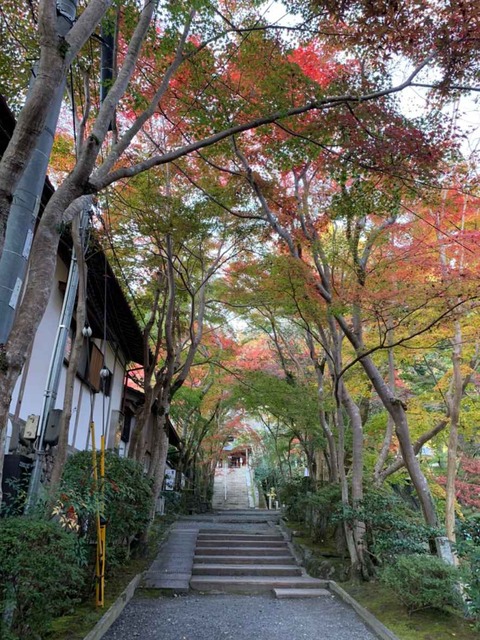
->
(279, 478), (341, 541)
(380, 554), (462, 614)
(278, 477), (309, 522)
(162, 489), (183, 514)
(0, 517), (86, 639)
(58, 451), (154, 567)
(456, 514), (480, 623)
(337, 489), (440, 563)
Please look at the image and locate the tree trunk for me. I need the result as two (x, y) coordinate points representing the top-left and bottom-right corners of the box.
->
(129, 387), (155, 462)
(333, 313), (439, 528)
(148, 420), (169, 514)
(445, 319), (462, 548)
(0, 192), (85, 506)
(0, 7), (69, 254)
(340, 381), (371, 578)
(0, 0), (164, 504)
(306, 331), (338, 482)
(349, 341), (439, 528)
(335, 400), (360, 572)
(374, 319), (395, 484)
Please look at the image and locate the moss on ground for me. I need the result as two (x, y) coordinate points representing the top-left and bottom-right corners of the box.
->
(294, 536), (342, 556)
(47, 514), (176, 640)
(283, 520), (478, 640)
(343, 580), (479, 640)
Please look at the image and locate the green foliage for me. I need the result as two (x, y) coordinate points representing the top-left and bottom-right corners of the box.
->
(161, 490), (184, 514)
(0, 476), (30, 517)
(254, 458), (281, 488)
(337, 488), (441, 563)
(279, 477), (312, 521)
(0, 517), (86, 639)
(59, 451), (153, 567)
(380, 554), (462, 614)
(234, 370), (322, 441)
(456, 515), (480, 623)
(280, 478), (341, 540)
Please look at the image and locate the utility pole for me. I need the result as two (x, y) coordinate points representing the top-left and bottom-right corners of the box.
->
(0, 0), (78, 345)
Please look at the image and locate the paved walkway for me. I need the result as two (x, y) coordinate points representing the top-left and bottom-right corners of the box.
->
(102, 512), (379, 640)
(103, 593), (377, 640)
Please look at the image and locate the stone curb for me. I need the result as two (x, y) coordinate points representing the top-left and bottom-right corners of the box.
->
(83, 518), (178, 640)
(278, 519), (399, 640)
(83, 573), (143, 640)
(328, 581), (400, 640)
(277, 516), (308, 569)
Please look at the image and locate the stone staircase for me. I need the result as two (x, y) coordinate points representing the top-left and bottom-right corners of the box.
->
(190, 520), (329, 598)
(212, 465), (252, 509)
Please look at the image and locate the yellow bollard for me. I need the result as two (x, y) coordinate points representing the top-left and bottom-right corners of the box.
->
(90, 422), (106, 607)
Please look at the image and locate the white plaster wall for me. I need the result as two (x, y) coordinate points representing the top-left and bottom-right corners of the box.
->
(9, 257), (68, 419)
(9, 255), (129, 454)
(69, 341), (126, 451)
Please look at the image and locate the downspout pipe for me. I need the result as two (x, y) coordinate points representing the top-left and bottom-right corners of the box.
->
(0, 0), (78, 345)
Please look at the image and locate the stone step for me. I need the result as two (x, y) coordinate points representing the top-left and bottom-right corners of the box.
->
(197, 535), (284, 543)
(274, 588), (331, 599)
(194, 547), (291, 556)
(214, 510), (274, 515)
(215, 518), (280, 524)
(192, 564), (302, 576)
(179, 516), (280, 524)
(190, 575), (328, 593)
(194, 555), (297, 565)
(196, 540), (289, 548)
(198, 527), (273, 532)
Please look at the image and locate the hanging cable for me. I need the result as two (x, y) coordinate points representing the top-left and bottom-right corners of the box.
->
(69, 65), (77, 155)
(101, 250), (109, 438)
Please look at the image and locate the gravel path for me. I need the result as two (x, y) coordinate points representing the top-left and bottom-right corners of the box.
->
(102, 592), (377, 640)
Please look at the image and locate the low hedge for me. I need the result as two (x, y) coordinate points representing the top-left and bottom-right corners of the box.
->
(0, 517), (86, 639)
(380, 553), (462, 614)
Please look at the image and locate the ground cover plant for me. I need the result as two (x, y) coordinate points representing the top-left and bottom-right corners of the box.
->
(48, 512), (176, 640)
(0, 517), (86, 640)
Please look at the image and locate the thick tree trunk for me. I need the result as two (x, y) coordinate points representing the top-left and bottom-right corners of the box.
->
(374, 320), (396, 484)
(129, 388), (155, 462)
(445, 319), (462, 548)
(0, 0), (114, 255)
(148, 418), (169, 515)
(349, 342), (439, 528)
(0, 190), (85, 506)
(335, 400), (360, 572)
(0, 11), (66, 253)
(340, 381), (371, 578)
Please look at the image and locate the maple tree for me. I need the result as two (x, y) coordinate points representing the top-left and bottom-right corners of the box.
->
(0, 1), (477, 556)
(193, 87), (479, 571)
(98, 167), (247, 509)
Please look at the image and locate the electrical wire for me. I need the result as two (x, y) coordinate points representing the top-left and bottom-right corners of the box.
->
(102, 250), (108, 438)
